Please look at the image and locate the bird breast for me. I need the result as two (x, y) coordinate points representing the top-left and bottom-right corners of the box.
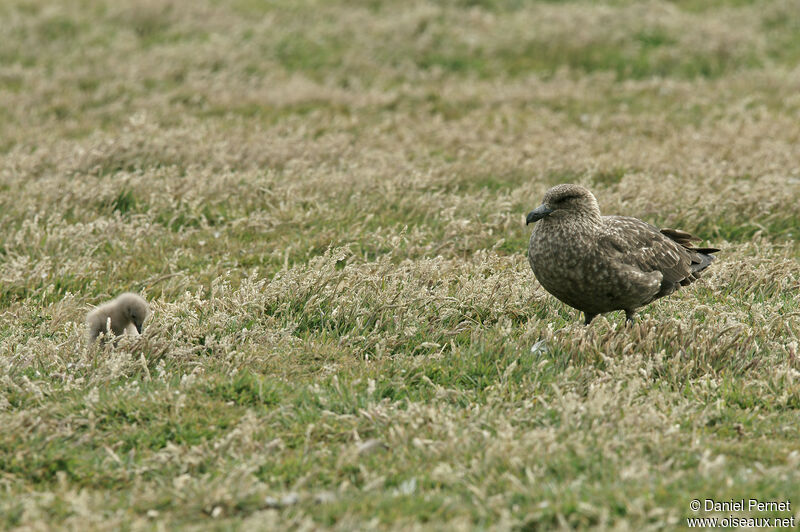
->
(529, 221), (599, 296)
(529, 219), (596, 269)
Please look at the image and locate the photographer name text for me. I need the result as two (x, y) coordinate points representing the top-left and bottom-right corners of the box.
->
(698, 498), (791, 512)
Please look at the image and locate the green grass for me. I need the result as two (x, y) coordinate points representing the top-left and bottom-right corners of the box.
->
(2, 0), (800, 529)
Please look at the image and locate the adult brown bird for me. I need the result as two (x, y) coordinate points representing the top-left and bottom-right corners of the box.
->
(526, 184), (718, 324)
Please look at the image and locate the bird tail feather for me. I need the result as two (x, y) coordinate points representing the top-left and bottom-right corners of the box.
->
(691, 251), (716, 273)
(661, 228), (719, 274)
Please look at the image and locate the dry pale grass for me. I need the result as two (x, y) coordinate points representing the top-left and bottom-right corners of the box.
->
(1, 0), (800, 530)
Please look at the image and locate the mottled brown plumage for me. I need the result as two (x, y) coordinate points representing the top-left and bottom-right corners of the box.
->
(87, 292), (149, 343)
(526, 184), (719, 324)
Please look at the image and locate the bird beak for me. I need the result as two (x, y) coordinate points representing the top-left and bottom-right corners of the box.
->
(526, 205), (553, 224)
(136, 323), (143, 334)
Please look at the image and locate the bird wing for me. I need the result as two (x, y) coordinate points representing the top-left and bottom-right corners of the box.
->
(599, 216), (694, 283)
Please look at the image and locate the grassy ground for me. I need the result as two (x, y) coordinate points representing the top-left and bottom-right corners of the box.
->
(1, 0), (800, 529)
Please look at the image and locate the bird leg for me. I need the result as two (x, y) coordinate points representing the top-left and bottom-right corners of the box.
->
(625, 310), (636, 324)
(583, 312), (596, 325)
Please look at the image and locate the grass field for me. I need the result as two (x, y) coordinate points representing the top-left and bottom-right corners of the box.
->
(2, 0), (800, 529)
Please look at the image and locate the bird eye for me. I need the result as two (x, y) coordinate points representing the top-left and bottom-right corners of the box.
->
(556, 194), (580, 204)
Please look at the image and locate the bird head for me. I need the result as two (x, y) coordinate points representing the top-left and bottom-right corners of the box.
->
(526, 184), (601, 225)
(119, 293), (150, 334)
